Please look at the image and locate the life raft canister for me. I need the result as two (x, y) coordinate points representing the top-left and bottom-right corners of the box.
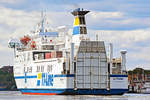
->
(31, 41), (36, 48)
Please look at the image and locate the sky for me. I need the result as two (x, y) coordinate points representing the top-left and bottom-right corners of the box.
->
(0, 0), (150, 70)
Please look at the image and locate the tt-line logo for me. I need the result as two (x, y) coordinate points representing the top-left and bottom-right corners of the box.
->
(37, 73), (54, 86)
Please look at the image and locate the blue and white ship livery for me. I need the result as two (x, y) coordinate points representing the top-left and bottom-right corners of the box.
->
(9, 8), (128, 95)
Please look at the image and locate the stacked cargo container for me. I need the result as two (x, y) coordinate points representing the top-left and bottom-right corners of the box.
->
(75, 41), (108, 89)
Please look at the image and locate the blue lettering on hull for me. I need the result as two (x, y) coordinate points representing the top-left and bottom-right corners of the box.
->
(37, 73), (54, 86)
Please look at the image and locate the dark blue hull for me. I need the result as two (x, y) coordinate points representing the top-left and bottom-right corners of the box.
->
(19, 88), (128, 95)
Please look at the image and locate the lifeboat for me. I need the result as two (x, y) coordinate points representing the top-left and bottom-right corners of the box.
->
(20, 36), (31, 46)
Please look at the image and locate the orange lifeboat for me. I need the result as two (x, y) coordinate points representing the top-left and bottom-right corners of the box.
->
(20, 36), (31, 46)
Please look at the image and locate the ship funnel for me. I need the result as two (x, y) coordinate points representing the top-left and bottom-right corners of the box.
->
(120, 50), (127, 74)
(71, 8), (90, 35)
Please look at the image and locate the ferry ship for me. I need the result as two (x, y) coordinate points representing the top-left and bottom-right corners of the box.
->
(8, 8), (128, 95)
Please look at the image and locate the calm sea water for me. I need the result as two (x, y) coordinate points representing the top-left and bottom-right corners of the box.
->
(0, 91), (150, 100)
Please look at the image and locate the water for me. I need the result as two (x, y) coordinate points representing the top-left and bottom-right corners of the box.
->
(0, 91), (150, 100)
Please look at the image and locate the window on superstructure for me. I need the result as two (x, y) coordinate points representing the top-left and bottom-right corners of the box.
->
(33, 51), (62, 60)
(33, 52), (45, 60)
(80, 27), (84, 34)
(27, 67), (32, 73)
(34, 54), (39, 60)
(83, 27), (87, 34)
(36, 66), (40, 72)
(45, 52), (51, 59)
(80, 27), (87, 34)
(42, 45), (54, 50)
(38, 53), (44, 60)
(56, 51), (62, 58)
(47, 65), (52, 72)
(41, 66), (44, 72)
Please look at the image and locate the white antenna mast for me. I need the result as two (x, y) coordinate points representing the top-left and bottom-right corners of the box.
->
(41, 10), (46, 33)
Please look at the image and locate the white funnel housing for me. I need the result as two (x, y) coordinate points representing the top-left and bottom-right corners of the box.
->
(109, 43), (113, 74)
(120, 50), (127, 74)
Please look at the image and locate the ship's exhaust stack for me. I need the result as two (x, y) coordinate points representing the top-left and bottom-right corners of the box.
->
(71, 8), (90, 35)
(120, 50), (127, 74)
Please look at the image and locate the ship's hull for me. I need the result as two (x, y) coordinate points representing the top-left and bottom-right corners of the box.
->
(14, 73), (128, 95)
(19, 88), (128, 95)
